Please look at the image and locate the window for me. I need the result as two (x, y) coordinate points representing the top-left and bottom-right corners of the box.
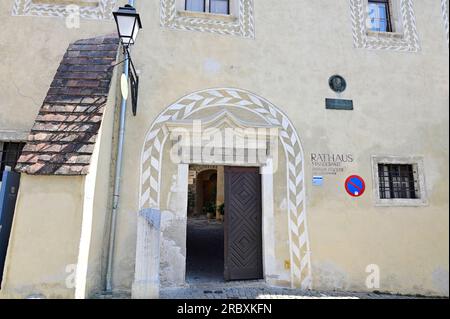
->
(372, 156), (428, 207)
(351, 0), (420, 52)
(368, 0), (392, 32)
(185, 0), (205, 12)
(185, 0), (230, 14)
(378, 164), (417, 199)
(0, 142), (25, 182)
(210, 0), (230, 14)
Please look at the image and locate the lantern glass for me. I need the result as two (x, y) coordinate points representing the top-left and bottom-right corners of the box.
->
(113, 5), (142, 47)
(117, 15), (138, 45)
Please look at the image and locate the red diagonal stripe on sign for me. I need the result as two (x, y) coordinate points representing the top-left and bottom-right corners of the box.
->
(348, 180), (362, 192)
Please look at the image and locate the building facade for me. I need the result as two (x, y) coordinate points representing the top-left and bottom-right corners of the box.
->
(0, 0), (448, 299)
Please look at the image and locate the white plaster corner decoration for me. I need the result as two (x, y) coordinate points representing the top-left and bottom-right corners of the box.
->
(138, 88), (311, 290)
(12, 0), (117, 19)
(350, 0), (420, 52)
(160, 0), (255, 38)
(442, 0), (449, 44)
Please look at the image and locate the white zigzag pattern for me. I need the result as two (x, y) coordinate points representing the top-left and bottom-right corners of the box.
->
(12, 0), (116, 19)
(139, 88), (311, 289)
(160, 0), (254, 38)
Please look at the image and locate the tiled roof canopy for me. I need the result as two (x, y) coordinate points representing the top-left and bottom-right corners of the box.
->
(16, 35), (119, 175)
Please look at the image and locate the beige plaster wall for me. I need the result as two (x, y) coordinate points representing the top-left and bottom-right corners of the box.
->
(0, 0), (119, 298)
(0, 0), (448, 297)
(0, 69), (119, 300)
(0, 175), (84, 299)
(0, 0), (116, 139)
(109, 0), (448, 296)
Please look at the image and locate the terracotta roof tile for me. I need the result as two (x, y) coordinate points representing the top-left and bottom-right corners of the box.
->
(16, 35), (119, 175)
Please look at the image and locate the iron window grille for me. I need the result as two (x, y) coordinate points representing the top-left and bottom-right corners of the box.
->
(185, 0), (230, 14)
(0, 142), (25, 182)
(378, 164), (419, 199)
(368, 0), (393, 32)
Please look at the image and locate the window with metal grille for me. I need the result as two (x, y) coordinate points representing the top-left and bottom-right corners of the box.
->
(0, 142), (25, 182)
(378, 164), (419, 199)
(368, 0), (393, 32)
(185, 0), (230, 14)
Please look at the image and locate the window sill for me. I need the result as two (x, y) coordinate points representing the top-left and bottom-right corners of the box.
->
(177, 10), (237, 23)
(374, 198), (429, 207)
(0, 130), (29, 142)
(366, 30), (404, 40)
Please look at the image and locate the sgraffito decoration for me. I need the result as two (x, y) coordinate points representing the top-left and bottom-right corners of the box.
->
(12, 0), (117, 19)
(139, 88), (311, 289)
(160, 0), (255, 38)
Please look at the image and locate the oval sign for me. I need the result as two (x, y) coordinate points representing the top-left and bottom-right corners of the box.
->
(345, 175), (366, 197)
(121, 73), (129, 100)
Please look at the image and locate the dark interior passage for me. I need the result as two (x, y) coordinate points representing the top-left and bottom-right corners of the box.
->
(186, 165), (224, 283)
(186, 216), (224, 283)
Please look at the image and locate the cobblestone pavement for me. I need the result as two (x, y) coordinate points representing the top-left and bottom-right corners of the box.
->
(94, 282), (431, 299)
(159, 281), (423, 299)
(186, 217), (224, 283)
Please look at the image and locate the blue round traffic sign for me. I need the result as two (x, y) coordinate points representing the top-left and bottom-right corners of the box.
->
(345, 175), (366, 197)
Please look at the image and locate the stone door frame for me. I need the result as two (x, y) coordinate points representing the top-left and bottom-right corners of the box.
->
(178, 159), (276, 284)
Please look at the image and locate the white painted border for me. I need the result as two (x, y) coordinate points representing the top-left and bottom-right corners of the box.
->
(12, 0), (117, 19)
(75, 131), (101, 299)
(136, 88), (311, 296)
(371, 155), (428, 207)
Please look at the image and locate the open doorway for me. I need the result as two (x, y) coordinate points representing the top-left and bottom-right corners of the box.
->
(186, 164), (264, 284)
(186, 165), (225, 283)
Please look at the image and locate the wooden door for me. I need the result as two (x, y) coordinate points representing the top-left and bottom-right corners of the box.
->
(224, 166), (263, 281)
(0, 170), (20, 286)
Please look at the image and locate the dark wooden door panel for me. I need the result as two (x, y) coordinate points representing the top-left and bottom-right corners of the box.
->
(224, 166), (263, 281)
(0, 170), (20, 286)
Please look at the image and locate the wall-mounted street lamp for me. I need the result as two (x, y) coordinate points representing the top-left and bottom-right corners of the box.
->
(113, 4), (142, 116)
(105, 2), (142, 294)
(113, 4), (142, 48)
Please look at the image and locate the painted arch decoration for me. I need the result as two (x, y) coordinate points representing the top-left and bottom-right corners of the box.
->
(139, 88), (312, 289)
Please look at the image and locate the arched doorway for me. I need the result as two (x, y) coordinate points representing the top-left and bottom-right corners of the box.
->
(134, 88), (311, 299)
